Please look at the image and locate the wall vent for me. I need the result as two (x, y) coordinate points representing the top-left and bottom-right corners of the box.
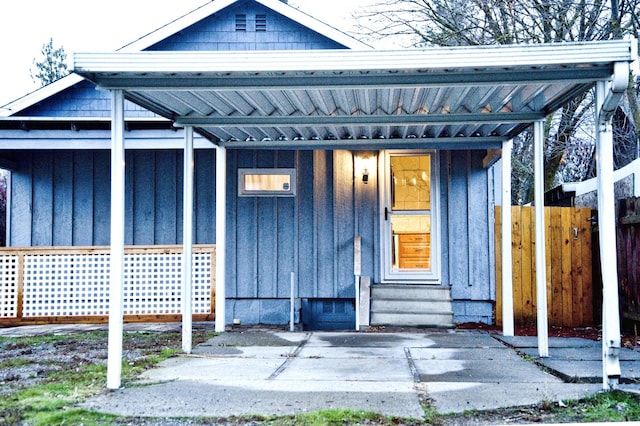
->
(235, 14), (247, 31)
(256, 14), (267, 32)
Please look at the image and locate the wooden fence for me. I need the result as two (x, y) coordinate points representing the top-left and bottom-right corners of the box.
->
(615, 197), (640, 323)
(495, 206), (593, 327)
(0, 245), (216, 326)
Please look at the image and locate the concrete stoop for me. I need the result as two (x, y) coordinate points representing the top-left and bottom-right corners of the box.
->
(370, 284), (454, 328)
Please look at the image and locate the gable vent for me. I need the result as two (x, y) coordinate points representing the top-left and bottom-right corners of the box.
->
(256, 14), (267, 32)
(235, 14), (247, 31)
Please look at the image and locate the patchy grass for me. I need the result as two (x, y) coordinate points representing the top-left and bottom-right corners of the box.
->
(0, 328), (215, 426)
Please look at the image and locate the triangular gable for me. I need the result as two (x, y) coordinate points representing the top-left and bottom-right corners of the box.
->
(1, 0), (369, 118)
(120, 0), (370, 52)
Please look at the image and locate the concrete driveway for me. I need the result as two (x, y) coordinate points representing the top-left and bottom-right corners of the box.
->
(81, 328), (620, 419)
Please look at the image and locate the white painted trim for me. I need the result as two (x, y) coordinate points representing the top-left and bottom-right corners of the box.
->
(595, 81), (622, 390)
(501, 139), (514, 337)
(107, 89), (125, 390)
(563, 158), (640, 197)
(182, 126), (194, 353)
(533, 120), (549, 358)
(215, 146), (227, 333)
(0, 74), (84, 117)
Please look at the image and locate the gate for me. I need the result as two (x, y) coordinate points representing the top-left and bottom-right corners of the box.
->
(495, 206), (594, 327)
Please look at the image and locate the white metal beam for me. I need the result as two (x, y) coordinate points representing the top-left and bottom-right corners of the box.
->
(107, 89), (125, 390)
(182, 126), (194, 353)
(215, 146), (227, 333)
(501, 139), (514, 337)
(533, 120), (549, 358)
(595, 80), (622, 390)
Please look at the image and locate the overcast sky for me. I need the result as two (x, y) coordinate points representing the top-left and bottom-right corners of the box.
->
(0, 0), (387, 107)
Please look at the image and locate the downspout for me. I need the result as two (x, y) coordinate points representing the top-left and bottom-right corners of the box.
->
(533, 120), (549, 358)
(595, 60), (629, 389)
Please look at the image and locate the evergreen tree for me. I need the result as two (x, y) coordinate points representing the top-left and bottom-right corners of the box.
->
(31, 38), (68, 87)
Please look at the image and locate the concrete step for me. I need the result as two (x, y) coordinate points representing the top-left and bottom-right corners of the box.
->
(370, 312), (454, 327)
(370, 285), (453, 328)
(371, 285), (451, 300)
(371, 298), (452, 313)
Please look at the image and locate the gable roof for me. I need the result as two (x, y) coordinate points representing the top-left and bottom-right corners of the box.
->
(0, 0), (369, 117)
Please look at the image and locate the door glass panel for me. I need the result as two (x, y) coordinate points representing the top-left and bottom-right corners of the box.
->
(391, 215), (431, 270)
(391, 155), (431, 211)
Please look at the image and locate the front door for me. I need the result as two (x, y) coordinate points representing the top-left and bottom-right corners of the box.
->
(381, 151), (439, 282)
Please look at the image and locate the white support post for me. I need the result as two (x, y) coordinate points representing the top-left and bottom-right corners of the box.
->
(354, 235), (362, 331)
(501, 139), (514, 337)
(533, 120), (549, 358)
(107, 89), (125, 390)
(290, 272), (295, 332)
(182, 126), (194, 353)
(215, 145), (227, 333)
(595, 80), (622, 390)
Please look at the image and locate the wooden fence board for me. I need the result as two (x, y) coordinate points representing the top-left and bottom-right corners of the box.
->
(496, 206), (593, 327)
(495, 206), (503, 321)
(521, 207), (534, 320)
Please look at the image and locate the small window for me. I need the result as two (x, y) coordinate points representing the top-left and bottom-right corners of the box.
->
(235, 14), (247, 31)
(255, 14), (267, 31)
(238, 168), (296, 197)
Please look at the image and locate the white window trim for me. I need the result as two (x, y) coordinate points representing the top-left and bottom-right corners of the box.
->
(238, 168), (296, 197)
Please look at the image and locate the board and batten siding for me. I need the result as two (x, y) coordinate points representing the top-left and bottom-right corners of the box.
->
(441, 150), (495, 324)
(10, 149), (216, 246)
(9, 147), (494, 324)
(225, 150), (378, 324)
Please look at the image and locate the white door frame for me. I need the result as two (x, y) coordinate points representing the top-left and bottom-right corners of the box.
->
(379, 150), (441, 283)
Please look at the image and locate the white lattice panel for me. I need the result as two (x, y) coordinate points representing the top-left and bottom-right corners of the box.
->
(0, 255), (19, 318)
(23, 254), (110, 317)
(20, 251), (212, 317)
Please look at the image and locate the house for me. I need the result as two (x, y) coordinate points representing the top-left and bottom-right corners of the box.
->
(0, 0), (636, 389)
(0, 0), (498, 329)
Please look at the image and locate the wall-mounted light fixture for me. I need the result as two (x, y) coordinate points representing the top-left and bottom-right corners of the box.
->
(354, 152), (376, 185)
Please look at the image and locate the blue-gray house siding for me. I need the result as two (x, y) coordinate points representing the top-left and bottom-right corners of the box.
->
(1, 0), (495, 325)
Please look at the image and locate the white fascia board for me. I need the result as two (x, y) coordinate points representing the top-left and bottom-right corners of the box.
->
(73, 39), (636, 75)
(0, 74), (84, 117)
(118, 0), (237, 52)
(255, 0), (371, 49)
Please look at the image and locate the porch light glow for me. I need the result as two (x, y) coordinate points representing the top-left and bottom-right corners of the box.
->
(354, 152), (376, 184)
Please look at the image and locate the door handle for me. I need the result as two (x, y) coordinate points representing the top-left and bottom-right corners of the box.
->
(385, 207), (389, 221)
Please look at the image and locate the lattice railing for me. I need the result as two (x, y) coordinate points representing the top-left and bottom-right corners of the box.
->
(0, 245), (215, 323)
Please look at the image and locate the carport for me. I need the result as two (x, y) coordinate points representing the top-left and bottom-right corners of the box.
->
(72, 38), (637, 390)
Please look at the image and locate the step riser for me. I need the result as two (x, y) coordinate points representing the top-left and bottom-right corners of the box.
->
(371, 299), (452, 313)
(371, 286), (451, 300)
(370, 313), (454, 327)
(370, 285), (453, 327)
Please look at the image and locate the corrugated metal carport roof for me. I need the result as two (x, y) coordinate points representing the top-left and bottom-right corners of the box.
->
(73, 39), (636, 149)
